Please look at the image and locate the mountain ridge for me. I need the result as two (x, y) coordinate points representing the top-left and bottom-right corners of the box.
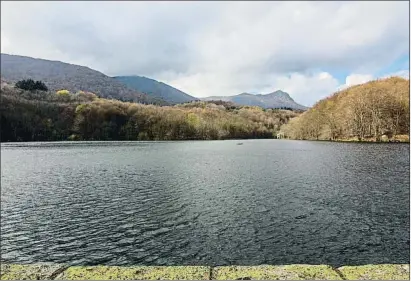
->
(202, 90), (308, 110)
(113, 75), (198, 104)
(0, 53), (166, 105)
(1, 53), (306, 109)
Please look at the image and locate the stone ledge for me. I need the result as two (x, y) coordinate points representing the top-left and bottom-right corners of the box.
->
(338, 264), (410, 280)
(56, 266), (211, 280)
(0, 264), (409, 280)
(213, 265), (342, 280)
(0, 263), (67, 280)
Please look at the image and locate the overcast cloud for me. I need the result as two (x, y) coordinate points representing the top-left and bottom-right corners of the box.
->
(1, 1), (409, 106)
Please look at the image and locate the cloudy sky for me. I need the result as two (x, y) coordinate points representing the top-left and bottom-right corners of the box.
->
(1, 1), (409, 106)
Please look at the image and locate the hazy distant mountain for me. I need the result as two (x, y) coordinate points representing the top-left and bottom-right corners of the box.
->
(202, 90), (308, 110)
(0, 53), (165, 105)
(114, 76), (198, 104)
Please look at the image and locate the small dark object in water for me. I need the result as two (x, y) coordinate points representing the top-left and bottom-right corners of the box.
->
(237, 143), (243, 145)
(295, 214), (307, 219)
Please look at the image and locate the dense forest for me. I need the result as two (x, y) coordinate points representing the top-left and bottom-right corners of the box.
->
(0, 80), (299, 142)
(281, 77), (410, 142)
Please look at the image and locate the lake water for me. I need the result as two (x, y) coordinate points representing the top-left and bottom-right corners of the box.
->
(1, 140), (409, 267)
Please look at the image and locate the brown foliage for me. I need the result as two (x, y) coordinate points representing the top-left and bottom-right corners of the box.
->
(1, 84), (300, 142)
(281, 77), (410, 141)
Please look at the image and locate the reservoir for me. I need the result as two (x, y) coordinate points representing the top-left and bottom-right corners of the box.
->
(1, 140), (409, 266)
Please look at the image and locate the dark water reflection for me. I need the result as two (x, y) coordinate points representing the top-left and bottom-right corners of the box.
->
(1, 140), (409, 266)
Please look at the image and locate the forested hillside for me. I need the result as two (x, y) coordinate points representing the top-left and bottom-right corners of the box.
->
(114, 76), (197, 104)
(281, 77), (410, 142)
(0, 81), (299, 142)
(0, 54), (165, 105)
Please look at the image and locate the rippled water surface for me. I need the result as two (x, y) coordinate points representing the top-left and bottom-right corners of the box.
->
(1, 140), (409, 266)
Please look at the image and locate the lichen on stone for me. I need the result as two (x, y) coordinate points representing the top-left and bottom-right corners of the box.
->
(1, 263), (409, 280)
(212, 265), (342, 280)
(338, 264), (410, 280)
(0, 263), (66, 280)
(55, 265), (211, 280)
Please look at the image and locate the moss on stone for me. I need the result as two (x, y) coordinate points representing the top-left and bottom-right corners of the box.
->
(213, 265), (342, 280)
(338, 264), (410, 280)
(0, 263), (66, 280)
(55, 266), (211, 280)
(1, 264), (409, 280)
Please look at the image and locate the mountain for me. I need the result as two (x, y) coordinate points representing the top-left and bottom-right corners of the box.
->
(0, 53), (165, 105)
(281, 77), (410, 142)
(113, 76), (198, 104)
(202, 90), (308, 110)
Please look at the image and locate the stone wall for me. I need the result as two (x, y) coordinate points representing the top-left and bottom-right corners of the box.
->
(1, 264), (409, 280)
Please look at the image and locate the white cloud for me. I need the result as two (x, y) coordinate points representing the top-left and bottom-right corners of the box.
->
(0, 1), (409, 105)
(164, 71), (340, 107)
(345, 74), (374, 87)
(1, 31), (10, 53)
(337, 70), (409, 92)
(264, 72), (340, 106)
(384, 70), (410, 79)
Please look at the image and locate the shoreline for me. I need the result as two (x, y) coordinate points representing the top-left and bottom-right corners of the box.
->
(1, 138), (410, 144)
(283, 139), (411, 144)
(1, 263), (409, 280)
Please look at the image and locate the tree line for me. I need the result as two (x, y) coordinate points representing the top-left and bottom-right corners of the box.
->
(281, 77), (410, 142)
(1, 81), (299, 142)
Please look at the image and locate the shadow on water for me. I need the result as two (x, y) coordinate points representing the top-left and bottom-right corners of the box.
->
(1, 140), (409, 267)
